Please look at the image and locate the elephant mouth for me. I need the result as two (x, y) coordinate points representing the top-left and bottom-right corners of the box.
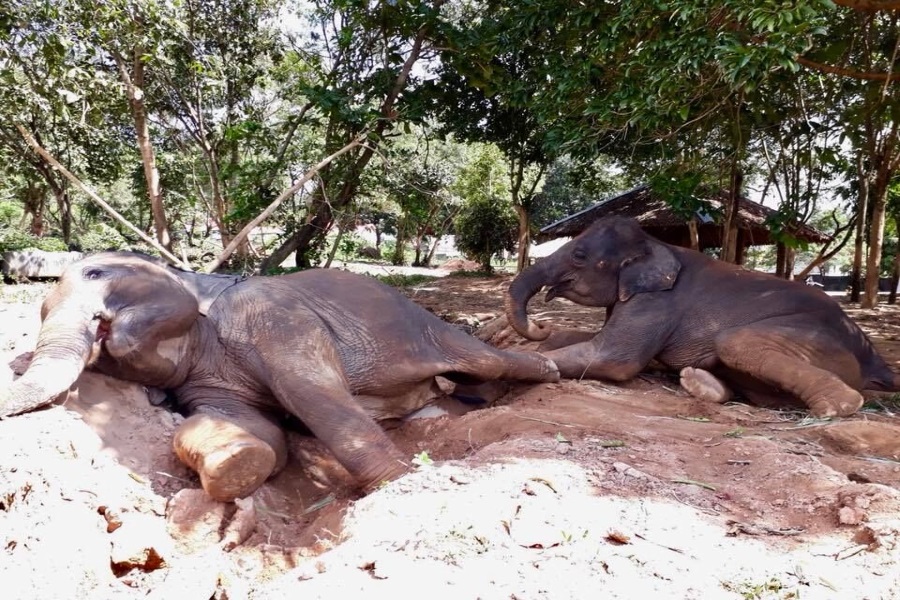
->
(95, 318), (111, 343)
(545, 278), (572, 302)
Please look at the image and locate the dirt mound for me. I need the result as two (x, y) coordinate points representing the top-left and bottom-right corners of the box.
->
(3, 278), (900, 598)
(440, 257), (482, 272)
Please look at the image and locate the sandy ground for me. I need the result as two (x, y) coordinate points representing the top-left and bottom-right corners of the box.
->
(2, 270), (900, 599)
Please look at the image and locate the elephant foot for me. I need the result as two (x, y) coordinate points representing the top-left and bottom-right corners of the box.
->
(807, 389), (864, 419)
(198, 440), (276, 502)
(174, 414), (278, 502)
(680, 367), (731, 404)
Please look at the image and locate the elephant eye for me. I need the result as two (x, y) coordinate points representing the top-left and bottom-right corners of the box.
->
(572, 248), (587, 262)
(83, 267), (106, 281)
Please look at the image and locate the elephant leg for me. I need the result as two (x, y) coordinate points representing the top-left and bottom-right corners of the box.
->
(173, 405), (288, 502)
(714, 327), (864, 418)
(679, 367), (733, 404)
(434, 328), (560, 383)
(537, 329), (598, 352)
(267, 362), (409, 493)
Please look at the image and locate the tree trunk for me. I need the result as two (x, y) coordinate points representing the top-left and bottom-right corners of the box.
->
(413, 233), (424, 266)
(719, 167), (743, 263)
(425, 235), (441, 266)
(687, 217), (699, 251)
(775, 243), (786, 277)
(889, 241), (900, 305)
(323, 224), (345, 269)
(24, 181), (45, 237)
(850, 159), (870, 303)
(515, 204), (530, 273)
(58, 190), (72, 245)
(795, 214), (857, 281)
(115, 48), (171, 250)
(784, 246), (795, 281)
(862, 175), (890, 308)
(391, 218), (408, 266)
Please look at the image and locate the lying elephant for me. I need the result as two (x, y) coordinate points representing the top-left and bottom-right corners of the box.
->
(1, 252), (559, 501)
(506, 216), (900, 417)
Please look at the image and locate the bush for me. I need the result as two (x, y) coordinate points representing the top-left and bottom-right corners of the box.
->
(0, 227), (68, 253)
(76, 224), (130, 253)
(372, 273), (438, 287)
(454, 196), (518, 273)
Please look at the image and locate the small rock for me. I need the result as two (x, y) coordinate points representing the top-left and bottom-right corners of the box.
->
(612, 462), (650, 480)
(221, 496), (257, 551)
(109, 513), (173, 573)
(555, 443), (571, 455)
(100, 506), (124, 533)
(450, 473), (472, 485)
(838, 505), (867, 525)
(166, 488), (230, 554)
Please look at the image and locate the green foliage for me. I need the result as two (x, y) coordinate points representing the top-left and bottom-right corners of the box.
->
(452, 145), (509, 205)
(648, 169), (720, 223)
(454, 196), (518, 273)
(338, 233), (362, 263)
(0, 229), (68, 252)
(372, 273), (438, 288)
(75, 223), (129, 253)
(532, 155), (628, 230)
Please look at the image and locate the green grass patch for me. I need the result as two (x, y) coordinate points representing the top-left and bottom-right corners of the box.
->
(373, 273), (439, 288)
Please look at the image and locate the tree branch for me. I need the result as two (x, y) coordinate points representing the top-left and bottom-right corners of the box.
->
(832, 0), (900, 11)
(205, 134), (367, 273)
(14, 123), (189, 269)
(796, 56), (900, 81)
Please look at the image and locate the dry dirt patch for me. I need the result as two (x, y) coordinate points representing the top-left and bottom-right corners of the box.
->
(2, 275), (900, 599)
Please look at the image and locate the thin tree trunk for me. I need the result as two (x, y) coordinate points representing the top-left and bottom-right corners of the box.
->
(784, 246), (795, 281)
(113, 48), (171, 250)
(58, 190), (72, 246)
(515, 205), (530, 272)
(889, 239), (900, 305)
(412, 232), (424, 266)
(862, 176), (890, 308)
(425, 235), (441, 265)
(775, 243), (786, 278)
(719, 166), (742, 263)
(392, 220), (408, 266)
(24, 181), (44, 237)
(687, 217), (699, 251)
(850, 158), (870, 303)
(323, 224), (344, 269)
(794, 214), (856, 281)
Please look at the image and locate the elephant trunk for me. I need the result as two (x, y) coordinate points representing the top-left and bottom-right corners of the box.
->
(0, 303), (96, 418)
(505, 258), (553, 341)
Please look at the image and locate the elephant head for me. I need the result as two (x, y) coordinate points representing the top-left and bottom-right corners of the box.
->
(0, 253), (239, 418)
(506, 216), (681, 340)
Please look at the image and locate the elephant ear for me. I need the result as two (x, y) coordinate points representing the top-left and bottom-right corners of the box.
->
(172, 270), (243, 315)
(618, 241), (681, 302)
(104, 269), (201, 360)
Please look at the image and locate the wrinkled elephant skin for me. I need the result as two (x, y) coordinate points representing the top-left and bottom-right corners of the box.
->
(2, 253), (559, 501)
(506, 216), (900, 418)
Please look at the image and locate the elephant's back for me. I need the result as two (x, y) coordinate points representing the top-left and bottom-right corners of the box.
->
(215, 268), (453, 349)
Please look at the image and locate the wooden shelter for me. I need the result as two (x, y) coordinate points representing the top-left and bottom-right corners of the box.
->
(535, 184), (830, 267)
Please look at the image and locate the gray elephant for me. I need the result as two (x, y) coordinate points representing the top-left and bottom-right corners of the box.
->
(1, 252), (559, 501)
(506, 216), (900, 418)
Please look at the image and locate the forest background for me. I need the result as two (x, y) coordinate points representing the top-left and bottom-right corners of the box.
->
(1, 0), (900, 308)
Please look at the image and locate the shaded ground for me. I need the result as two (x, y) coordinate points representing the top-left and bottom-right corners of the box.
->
(2, 273), (900, 599)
